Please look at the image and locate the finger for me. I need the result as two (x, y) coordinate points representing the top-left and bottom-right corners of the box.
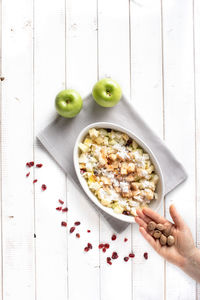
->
(135, 216), (147, 229)
(169, 205), (185, 229)
(139, 227), (159, 251)
(136, 208), (152, 224)
(142, 207), (166, 224)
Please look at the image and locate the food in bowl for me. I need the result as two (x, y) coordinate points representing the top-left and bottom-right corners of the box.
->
(78, 128), (159, 216)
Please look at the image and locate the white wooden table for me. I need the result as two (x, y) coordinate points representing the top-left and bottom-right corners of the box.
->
(0, 0), (200, 299)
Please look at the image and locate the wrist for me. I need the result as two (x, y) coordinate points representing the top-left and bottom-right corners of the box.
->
(181, 247), (200, 271)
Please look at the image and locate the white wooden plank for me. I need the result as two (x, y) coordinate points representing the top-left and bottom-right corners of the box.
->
(162, 0), (197, 299)
(65, 0), (100, 299)
(194, 0), (200, 298)
(130, 1), (165, 299)
(1, 0), (35, 299)
(33, 1), (68, 300)
(97, 0), (132, 300)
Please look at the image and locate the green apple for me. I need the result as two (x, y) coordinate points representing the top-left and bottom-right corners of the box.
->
(92, 78), (122, 107)
(55, 89), (83, 118)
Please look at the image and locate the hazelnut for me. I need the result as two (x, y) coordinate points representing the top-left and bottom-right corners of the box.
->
(153, 230), (162, 239)
(163, 225), (171, 237)
(167, 235), (175, 246)
(160, 234), (167, 246)
(147, 221), (156, 231)
(156, 223), (165, 231)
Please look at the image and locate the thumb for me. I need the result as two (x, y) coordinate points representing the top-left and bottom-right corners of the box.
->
(169, 205), (185, 228)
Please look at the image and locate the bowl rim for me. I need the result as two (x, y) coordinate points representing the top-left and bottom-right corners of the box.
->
(73, 122), (165, 223)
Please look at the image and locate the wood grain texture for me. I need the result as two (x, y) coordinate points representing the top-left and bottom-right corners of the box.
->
(130, 1), (165, 299)
(1, 0), (35, 299)
(162, 0), (196, 299)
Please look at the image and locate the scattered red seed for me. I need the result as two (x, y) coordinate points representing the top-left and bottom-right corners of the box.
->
(112, 252), (118, 259)
(26, 172), (30, 177)
(74, 221), (81, 226)
(111, 234), (116, 241)
(56, 206), (62, 211)
(102, 248), (106, 253)
(144, 252), (148, 260)
(105, 243), (110, 249)
(124, 257), (129, 262)
(129, 253), (135, 258)
(70, 226), (75, 233)
(62, 207), (68, 212)
(98, 244), (104, 249)
(87, 243), (92, 249)
(36, 163), (43, 168)
(107, 261), (112, 265)
(61, 221), (67, 227)
(26, 161), (34, 167)
(80, 169), (86, 174)
(84, 247), (89, 252)
(33, 179), (38, 183)
(107, 257), (112, 265)
(41, 184), (47, 191)
(76, 233), (80, 238)
(87, 230), (91, 233)
(59, 199), (64, 205)
(124, 238), (128, 242)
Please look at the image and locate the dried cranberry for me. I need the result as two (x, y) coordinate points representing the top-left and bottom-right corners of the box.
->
(33, 179), (38, 183)
(74, 221), (81, 226)
(98, 244), (104, 249)
(124, 257), (129, 262)
(112, 252), (118, 259)
(41, 184), (47, 191)
(80, 169), (85, 174)
(70, 227), (75, 233)
(87, 243), (92, 249)
(62, 207), (68, 212)
(102, 248), (106, 253)
(129, 253), (135, 258)
(144, 252), (148, 260)
(36, 163), (43, 168)
(124, 238), (128, 242)
(56, 206), (62, 211)
(61, 221), (67, 227)
(111, 234), (117, 241)
(26, 172), (30, 177)
(87, 230), (91, 233)
(84, 247), (89, 252)
(105, 243), (110, 249)
(123, 211), (130, 215)
(76, 233), (80, 238)
(59, 199), (64, 205)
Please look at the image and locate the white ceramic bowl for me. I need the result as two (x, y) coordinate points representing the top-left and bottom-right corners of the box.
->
(73, 122), (165, 223)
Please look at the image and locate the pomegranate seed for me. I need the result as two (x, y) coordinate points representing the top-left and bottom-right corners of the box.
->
(26, 172), (30, 177)
(124, 238), (128, 242)
(33, 179), (38, 183)
(84, 247), (89, 252)
(87, 243), (92, 249)
(56, 206), (62, 211)
(76, 233), (80, 238)
(70, 227), (75, 233)
(129, 253), (135, 258)
(61, 221), (67, 227)
(62, 207), (68, 212)
(26, 161), (34, 167)
(105, 243), (110, 249)
(80, 169), (86, 174)
(36, 164), (43, 168)
(41, 184), (47, 191)
(144, 252), (148, 260)
(111, 234), (116, 241)
(124, 257), (129, 262)
(74, 221), (81, 226)
(108, 261), (112, 265)
(87, 230), (91, 233)
(98, 244), (104, 249)
(112, 252), (118, 259)
(30, 161), (34, 166)
(102, 248), (106, 253)
(59, 199), (64, 205)
(107, 257), (112, 265)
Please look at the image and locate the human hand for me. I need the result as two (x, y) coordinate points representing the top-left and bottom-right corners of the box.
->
(135, 205), (196, 268)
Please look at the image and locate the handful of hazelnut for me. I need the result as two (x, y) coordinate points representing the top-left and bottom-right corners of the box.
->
(147, 221), (175, 247)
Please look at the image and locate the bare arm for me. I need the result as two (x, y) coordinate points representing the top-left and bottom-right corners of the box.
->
(135, 205), (200, 283)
